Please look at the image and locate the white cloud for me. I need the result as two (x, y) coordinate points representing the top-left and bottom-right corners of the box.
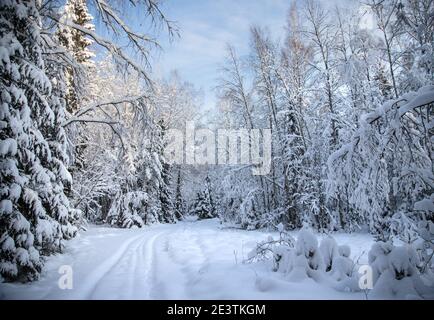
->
(153, 0), (358, 113)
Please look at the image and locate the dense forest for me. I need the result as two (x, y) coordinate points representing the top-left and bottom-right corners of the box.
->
(0, 0), (433, 286)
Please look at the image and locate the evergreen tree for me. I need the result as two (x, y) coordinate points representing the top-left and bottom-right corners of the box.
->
(56, 0), (95, 114)
(193, 192), (211, 219)
(174, 169), (185, 220)
(56, 0), (95, 175)
(0, 0), (76, 281)
(43, 40), (80, 242)
(159, 162), (174, 223)
(193, 176), (216, 219)
(107, 114), (176, 227)
(142, 120), (165, 224)
(158, 120), (175, 223)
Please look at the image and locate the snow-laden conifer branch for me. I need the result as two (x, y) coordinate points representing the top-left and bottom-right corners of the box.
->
(47, 11), (154, 85)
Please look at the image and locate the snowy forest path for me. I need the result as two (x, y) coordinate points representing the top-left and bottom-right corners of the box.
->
(0, 219), (373, 299)
(0, 225), (167, 299)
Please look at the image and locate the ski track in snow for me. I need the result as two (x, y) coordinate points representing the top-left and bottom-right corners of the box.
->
(0, 219), (375, 300)
(75, 233), (145, 299)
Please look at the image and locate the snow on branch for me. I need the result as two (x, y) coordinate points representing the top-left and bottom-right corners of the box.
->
(47, 11), (153, 85)
(94, 0), (169, 53)
(63, 94), (150, 126)
(329, 85), (434, 163)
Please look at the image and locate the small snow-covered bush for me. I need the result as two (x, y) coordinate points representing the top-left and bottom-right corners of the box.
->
(248, 228), (335, 281)
(288, 230), (355, 285)
(245, 224), (295, 272)
(367, 232), (434, 299)
(415, 220), (434, 274)
(369, 244), (434, 299)
(319, 236), (339, 272)
(368, 241), (394, 283)
(296, 229), (318, 258)
(295, 228), (323, 272)
(331, 245), (354, 280)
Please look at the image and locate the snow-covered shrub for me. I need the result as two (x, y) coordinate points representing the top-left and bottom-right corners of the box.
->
(338, 245), (351, 258)
(247, 226), (434, 298)
(272, 229), (358, 286)
(295, 228), (323, 272)
(289, 230), (355, 284)
(331, 245), (354, 281)
(415, 220), (434, 274)
(319, 236), (339, 272)
(368, 241), (395, 283)
(295, 229), (317, 257)
(366, 236), (434, 299)
(272, 244), (294, 274)
(326, 243), (360, 293)
(389, 247), (419, 280)
(369, 244), (434, 299)
(247, 228), (327, 281)
(239, 190), (261, 230)
(245, 224), (295, 272)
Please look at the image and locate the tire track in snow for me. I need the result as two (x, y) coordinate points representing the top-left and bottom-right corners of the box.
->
(87, 231), (164, 299)
(118, 233), (150, 299)
(133, 232), (162, 299)
(69, 232), (145, 299)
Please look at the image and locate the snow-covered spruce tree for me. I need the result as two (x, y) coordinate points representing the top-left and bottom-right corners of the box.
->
(140, 119), (167, 225)
(108, 191), (146, 229)
(0, 0), (44, 281)
(0, 0), (77, 281)
(107, 99), (155, 228)
(56, 0), (94, 114)
(193, 176), (216, 219)
(108, 108), (178, 227)
(158, 120), (175, 224)
(159, 164), (174, 223)
(42, 38), (80, 242)
(173, 168), (185, 220)
(192, 192), (212, 219)
(107, 118), (145, 229)
(56, 0), (95, 179)
(150, 72), (199, 222)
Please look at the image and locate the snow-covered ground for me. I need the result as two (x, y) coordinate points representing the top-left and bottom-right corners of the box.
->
(0, 219), (376, 300)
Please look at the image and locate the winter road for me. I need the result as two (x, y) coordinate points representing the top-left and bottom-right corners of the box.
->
(0, 219), (373, 299)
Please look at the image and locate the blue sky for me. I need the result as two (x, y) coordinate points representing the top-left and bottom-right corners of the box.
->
(91, 0), (358, 111)
(150, 0), (358, 111)
(151, 0), (291, 111)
